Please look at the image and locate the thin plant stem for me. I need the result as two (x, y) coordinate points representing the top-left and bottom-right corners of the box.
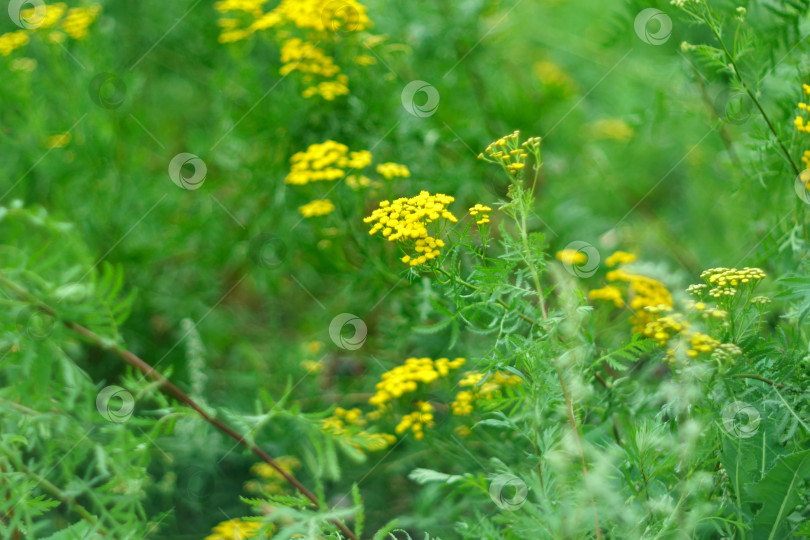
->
(0, 274), (360, 540)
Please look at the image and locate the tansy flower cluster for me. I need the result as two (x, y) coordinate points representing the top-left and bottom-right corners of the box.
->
(609, 269), (673, 333)
(795, 84), (810, 174)
(345, 174), (374, 190)
(479, 130), (536, 175)
(285, 140), (409, 218)
(368, 357), (466, 407)
(245, 456), (301, 495)
(588, 284), (623, 307)
(0, 31), (29, 57)
(605, 250), (636, 266)
(687, 297), (728, 321)
(214, 0), (375, 100)
(376, 162), (411, 180)
(205, 518), (262, 540)
(394, 401), (434, 440)
(450, 371), (522, 417)
(364, 192), (458, 266)
(641, 305), (740, 365)
(698, 267), (766, 299)
(60, 5), (101, 39)
(364, 358), (465, 440)
(279, 38), (349, 99)
(321, 407), (397, 452)
(795, 84), (810, 133)
(556, 249), (587, 266)
(215, 0), (371, 40)
(286, 140), (371, 185)
(618, 267), (766, 367)
(588, 251), (674, 333)
(298, 199), (335, 218)
(469, 203), (492, 225)
(583, 252), (638, 309)
(0, 2), (100, 57)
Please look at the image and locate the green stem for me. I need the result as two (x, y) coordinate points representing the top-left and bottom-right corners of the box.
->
(704, 13), (799, 176)
(731, 373), (808, 393)
(4, 452), (106, 535)
(0, 274), (360, 540)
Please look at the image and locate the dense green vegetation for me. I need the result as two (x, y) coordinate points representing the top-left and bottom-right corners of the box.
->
(2, 0), (810, 538)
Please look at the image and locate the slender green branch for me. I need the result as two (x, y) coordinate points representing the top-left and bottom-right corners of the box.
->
(696, 8), (800, 175)
(731, 373), (809, 393)
(0, 274), (360, 540)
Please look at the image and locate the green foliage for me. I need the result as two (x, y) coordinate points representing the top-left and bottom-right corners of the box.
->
(2, 0), (810, 538)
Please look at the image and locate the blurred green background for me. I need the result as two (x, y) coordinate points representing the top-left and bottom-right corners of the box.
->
(2, 0), (806, 536)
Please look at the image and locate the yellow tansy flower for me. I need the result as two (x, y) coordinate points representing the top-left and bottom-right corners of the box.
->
(205, 518), (262, 540)
(61, 5), (101, 40)
(364, 192), (457, 266)
(556, 249), (587, 265)
(605, 250), (636, 267)
(589, 285), (624, 307)
(469, 203), (492, 225)
(376, 162), (411, 180)
(298, 199), (335, 218)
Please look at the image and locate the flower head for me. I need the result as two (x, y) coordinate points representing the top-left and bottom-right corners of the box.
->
(376, 162), (411, 180)
(556, 249), (587, 265)
(298, 199), (335, 218)
(205, 518), (262, 540)
(285, 140), (370, 185)
(364, 191), (458, 266)
(469, 203), (492, 225)
(698, 267), (766, 298)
